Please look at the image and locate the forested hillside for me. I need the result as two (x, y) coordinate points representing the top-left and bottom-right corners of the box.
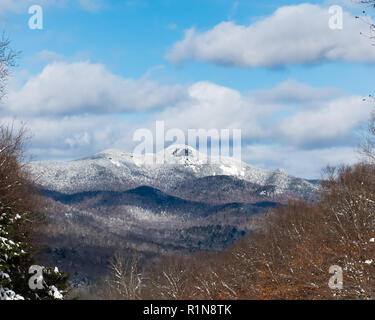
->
(87, 160), (375, 300)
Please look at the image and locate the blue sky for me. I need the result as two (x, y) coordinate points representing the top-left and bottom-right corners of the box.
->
(7, 0), (374, 92)
(0, 0), (374, 178)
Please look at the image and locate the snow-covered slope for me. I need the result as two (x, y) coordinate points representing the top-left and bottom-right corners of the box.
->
(28, 145), (318, 200)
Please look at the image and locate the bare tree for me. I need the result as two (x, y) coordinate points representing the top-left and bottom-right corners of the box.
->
(106, 253), (143, 300)
(360, 109), (375, 162)
(0, 34), (19, 101)
(147, 255), (194, 300)
(320, 164), (375, 299)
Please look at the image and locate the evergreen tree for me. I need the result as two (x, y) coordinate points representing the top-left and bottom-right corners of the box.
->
(0, 125), (70, 300)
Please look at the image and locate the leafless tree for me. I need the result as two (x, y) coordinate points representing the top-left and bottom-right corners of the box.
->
(0, 33), (19, 101)
(146, 255), (195, 300)
(105, 253), (143, 300)
(360, 108), (375, 161)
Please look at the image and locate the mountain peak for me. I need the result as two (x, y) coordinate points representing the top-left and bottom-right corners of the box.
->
(156, 144), (206, 166)
(273, 168), (289, 175)
(164, 144), (198, 157)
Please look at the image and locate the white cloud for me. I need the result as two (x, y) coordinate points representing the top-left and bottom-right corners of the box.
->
(155, 80), (367, 149)
(2, 114), (140, 161)
(278, 96), (371, 146)
(243, 144), (360, 178)
(167, 3), (375, 67)
(156, 81), (277, 139)
(4, 61), (187, 116)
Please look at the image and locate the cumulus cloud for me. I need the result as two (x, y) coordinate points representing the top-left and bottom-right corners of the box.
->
(156, 81), (277, 139)
(154, 80), (367, 150)
(4, 61), (187, 116)
(278, 96), (371, 147)
(166, 3), (375, 67)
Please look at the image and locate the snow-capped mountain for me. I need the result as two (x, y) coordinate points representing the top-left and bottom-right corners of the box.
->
(31, 145), (319, 283)
(28, 144), (317, 201)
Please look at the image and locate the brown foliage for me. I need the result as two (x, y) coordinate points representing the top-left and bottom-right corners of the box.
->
(0, 123), (46, 255)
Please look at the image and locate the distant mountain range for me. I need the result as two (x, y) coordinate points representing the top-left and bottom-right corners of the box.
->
(29, 144), (317, 202)
(27, 145), (319, 285)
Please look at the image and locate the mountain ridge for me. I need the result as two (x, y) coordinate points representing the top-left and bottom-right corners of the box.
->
(28, 145), (318, 201)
